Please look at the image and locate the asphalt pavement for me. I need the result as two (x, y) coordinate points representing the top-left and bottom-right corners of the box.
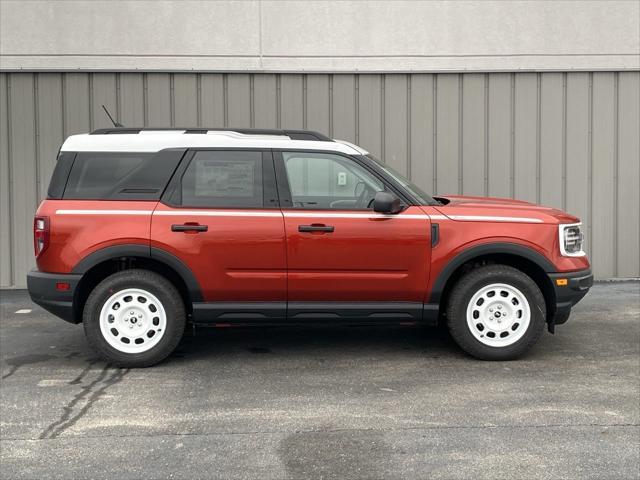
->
(1, 282), (639, 479)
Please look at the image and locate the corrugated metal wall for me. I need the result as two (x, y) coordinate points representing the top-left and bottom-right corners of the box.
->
(1, 72), (639, 287)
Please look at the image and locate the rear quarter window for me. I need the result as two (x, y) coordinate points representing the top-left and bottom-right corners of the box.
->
(59, 150), (184, 200)
(47, 152), (76, 199)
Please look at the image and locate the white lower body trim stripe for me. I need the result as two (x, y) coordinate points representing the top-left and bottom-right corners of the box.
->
(282, 212), (428, 219)
(447, 215), (543, 223)
(56, 210), (153, 215)
(155, 210), (282, 217)
(55, 209), (542, 223)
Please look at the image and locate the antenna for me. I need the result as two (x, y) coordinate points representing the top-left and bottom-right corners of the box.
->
(101, 105), (124, 127)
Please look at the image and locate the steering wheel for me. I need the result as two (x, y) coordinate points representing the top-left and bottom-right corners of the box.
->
(352, 182), (371, 209)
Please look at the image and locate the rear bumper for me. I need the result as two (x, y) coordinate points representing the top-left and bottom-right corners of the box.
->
(548, 268), (593, 324)
(27, 270), (82, 324)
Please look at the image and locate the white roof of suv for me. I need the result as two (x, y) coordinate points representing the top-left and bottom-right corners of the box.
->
(60, 129), (369, 155)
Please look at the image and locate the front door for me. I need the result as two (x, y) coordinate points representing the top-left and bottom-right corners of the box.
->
(151, 149), (286, 320)
(275, 150), (431, 320)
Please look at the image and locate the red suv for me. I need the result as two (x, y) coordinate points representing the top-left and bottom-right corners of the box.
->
(27, 128), (592, 367)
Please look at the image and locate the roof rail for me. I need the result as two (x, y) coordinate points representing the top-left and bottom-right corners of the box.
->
(90, 127), (333, 142)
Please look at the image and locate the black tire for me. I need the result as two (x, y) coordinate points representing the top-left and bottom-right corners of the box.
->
(446, 264), (546, 360)
(83, 269), (186, 368)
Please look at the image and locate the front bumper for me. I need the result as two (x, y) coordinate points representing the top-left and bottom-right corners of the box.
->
(547, 268), (593, 326)
(27, 270), (82, 324)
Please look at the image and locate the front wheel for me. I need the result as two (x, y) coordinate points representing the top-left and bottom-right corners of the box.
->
(446, 265), (546, 360)
(83, 269), (186, 367)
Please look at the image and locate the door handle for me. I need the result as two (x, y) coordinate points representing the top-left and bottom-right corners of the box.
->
(298, 224), (335, 233)
(171, 223), (208, 233)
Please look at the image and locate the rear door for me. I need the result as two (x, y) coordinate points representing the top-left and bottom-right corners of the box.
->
(275, 150), (431, 317)
(151, 149), (286, 318)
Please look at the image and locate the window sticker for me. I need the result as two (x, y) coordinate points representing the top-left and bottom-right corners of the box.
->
(195, 160), (256, 197)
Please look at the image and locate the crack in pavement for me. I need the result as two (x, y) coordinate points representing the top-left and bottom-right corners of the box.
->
(1, 354), (55, 380)
(68, 358), (100, 385)
(2, 352), (86, 381)
(39, 365), (129, 439)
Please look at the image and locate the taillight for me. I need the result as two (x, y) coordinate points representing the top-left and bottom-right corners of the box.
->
(34, 216), (49, 257)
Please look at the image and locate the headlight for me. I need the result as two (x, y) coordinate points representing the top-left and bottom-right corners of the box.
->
(559, 223), (585, 257)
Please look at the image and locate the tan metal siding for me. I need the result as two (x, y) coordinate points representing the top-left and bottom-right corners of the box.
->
(227, 74), (250, 128)
(435, 74), (460, 195)
(145, 73), (171, 127)
(280, 75), (303, 129)
(591, 73), (617, 278)
(173, 74), (198, 127)
(305, 75), (330, 136)
(199, 74), (224, 127)
(461, 73), (486, 197)
(253, 74), (277, 129)
(7, 74), (38, 286)
(409, 74), (435, 193)
(119, 74), (144, 126)
(384, 74), (409, 176)
(0, 71), (638, 287)
(36, 74), (63, 203)
(332, 75), (356, 143)
(513, 73), (538, 203)
(565, 73), (591, 267)
(357, 75), (383, 160)
(487, 73), (512, 199)
(617, 72), (640, 278)
(539, 73), (564, 209)
(0, 74), (10, 287)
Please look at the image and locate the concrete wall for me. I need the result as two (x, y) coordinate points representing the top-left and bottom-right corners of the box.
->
(1, 71), (639, 287)
(1, 0), (639, 72)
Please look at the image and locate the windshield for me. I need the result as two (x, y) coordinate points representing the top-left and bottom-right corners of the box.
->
(364, 155), (438, 206)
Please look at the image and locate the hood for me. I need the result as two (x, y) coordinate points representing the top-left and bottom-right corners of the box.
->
(432, 195), (580, 224)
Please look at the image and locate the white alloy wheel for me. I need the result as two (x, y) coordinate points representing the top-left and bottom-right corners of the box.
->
(465, 283), (531, 347)
(99, 288), (167, 354)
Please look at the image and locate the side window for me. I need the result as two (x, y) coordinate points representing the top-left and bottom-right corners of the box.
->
(48, 152), (76, 199)
(180, 151), (264, 208)
(282, 151), (384, 210)
(63, 152), (156, 200)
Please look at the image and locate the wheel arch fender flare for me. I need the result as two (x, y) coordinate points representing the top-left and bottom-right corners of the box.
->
(428, 242), (556, 304)
(72, 244), (203, 302)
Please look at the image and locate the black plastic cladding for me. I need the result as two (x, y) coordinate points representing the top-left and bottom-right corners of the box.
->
(72, 244), (204, 303)
(427, 243), (557, 305)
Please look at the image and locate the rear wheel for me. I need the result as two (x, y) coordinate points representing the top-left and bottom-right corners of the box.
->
(446, 265), (546, 360)
(83, 269), (185, 367)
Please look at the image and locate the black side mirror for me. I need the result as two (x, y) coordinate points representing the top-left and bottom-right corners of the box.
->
(373, 191), (402, 214)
